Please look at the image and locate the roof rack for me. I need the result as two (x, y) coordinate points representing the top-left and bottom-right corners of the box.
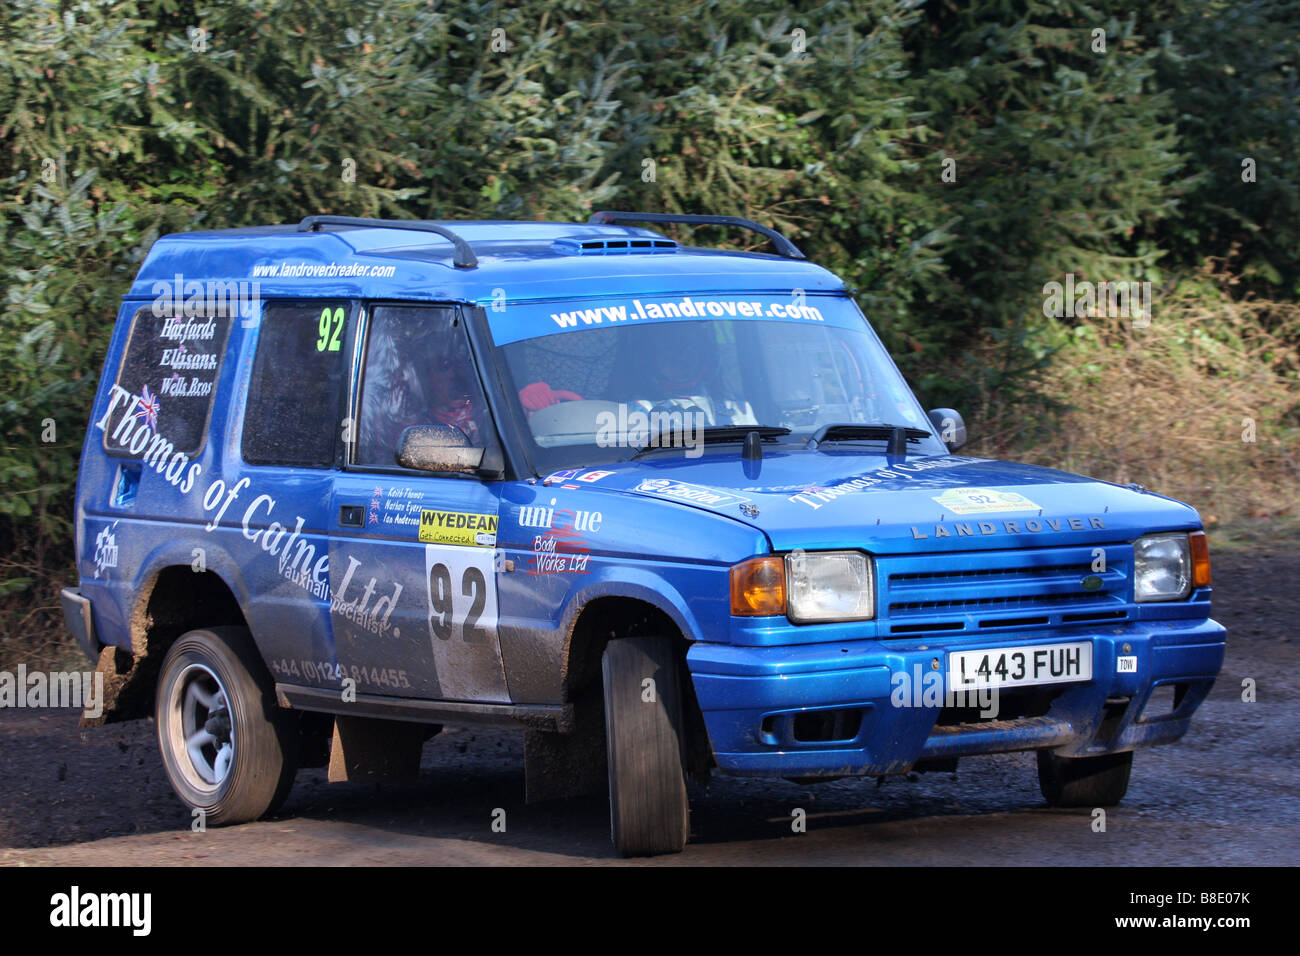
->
(298, 215), (478, 269)
(587, 211), (805, 260)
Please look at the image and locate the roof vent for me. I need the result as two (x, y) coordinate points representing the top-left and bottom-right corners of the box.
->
(551, 236), (679, 256)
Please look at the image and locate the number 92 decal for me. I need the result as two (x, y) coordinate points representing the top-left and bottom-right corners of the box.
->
(424, 543), (499, 650)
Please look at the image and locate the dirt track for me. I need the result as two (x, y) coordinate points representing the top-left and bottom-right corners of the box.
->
(1, 543), (1295, 866)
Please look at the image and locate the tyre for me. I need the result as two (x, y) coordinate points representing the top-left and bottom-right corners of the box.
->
(601, 635), (689, 856)
(155, 627), (299, 825)
(1037, 749), (1133, 807)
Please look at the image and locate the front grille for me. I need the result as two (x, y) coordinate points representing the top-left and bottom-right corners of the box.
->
(892, 562), (1090, 584)
(878, 544), (1131, 637)
(893, 592), (1117, 613)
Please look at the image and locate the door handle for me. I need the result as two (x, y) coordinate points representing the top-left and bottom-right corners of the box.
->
(339, 505), (365, 527)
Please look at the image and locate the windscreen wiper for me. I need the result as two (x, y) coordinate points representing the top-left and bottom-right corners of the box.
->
(629, 425), (791, 460)
(808, 422), (931, 455)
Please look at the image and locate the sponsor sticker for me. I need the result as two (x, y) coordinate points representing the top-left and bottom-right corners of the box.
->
(576, 470), (614, 482)
(92, 522), (119, 578)
(542, 469), (580, 485)
(633, 478), (750, 508)
(418, 509), (498, 547)
(931, 487), (1040, 515)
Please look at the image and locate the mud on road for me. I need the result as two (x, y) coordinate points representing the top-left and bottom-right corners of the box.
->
(1, 543), (1296, 866)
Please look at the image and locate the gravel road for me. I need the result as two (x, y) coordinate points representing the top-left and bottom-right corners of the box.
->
(1, 543), (1294, 866)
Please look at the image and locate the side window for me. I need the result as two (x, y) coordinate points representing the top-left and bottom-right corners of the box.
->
(356, 305), (496, 468)
(103, 307), (232, 458)
(242, 301), (351, 467)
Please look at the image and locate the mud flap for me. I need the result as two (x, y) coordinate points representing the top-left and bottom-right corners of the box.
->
(524, 689), (606, 803)
(60, 588), (102, 663)
(327, 716), (429, 784)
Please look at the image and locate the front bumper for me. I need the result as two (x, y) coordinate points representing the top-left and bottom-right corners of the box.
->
(686, 618), (1226, 776)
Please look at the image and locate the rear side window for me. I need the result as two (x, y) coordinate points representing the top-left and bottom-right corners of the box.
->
(103, 307), (232, 458)
(242, 301), (352, 467)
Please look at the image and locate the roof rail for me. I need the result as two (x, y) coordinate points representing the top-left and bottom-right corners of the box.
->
(587, 211), (805, 260)
(297, 215), (478, 269)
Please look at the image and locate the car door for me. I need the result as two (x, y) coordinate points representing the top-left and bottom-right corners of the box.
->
(237, 299), (354, 685)
(329, 303), (511, 702)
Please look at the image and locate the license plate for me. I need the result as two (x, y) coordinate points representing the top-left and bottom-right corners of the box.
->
(948, 641), (1092, 690)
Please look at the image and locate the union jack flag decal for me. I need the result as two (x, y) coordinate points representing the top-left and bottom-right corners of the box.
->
(135, 386), (160, 432)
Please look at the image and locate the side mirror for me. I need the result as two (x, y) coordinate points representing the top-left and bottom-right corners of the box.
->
(927, 408), (968, 451)
(396, 424), (484, 474)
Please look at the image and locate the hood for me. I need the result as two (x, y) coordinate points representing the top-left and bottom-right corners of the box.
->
(548, 450), (1201, 553)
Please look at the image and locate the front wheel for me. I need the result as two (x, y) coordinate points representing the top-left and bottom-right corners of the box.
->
(1037, 749), (1133, 807)
(156, 627), (299, 825)
(601, 635), (689, 856)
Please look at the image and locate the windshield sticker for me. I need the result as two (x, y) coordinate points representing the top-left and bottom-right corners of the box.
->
(487, 294), (863, 345)
(550, 297), (825, 330)
(419, 510), (498, 547)
(633, 478), (750, 509)
(931, 488), (1041, 515)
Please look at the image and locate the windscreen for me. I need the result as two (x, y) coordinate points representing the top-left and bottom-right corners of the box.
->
(489, 293), (942, 470)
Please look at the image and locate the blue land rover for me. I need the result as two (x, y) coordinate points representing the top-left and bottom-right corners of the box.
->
(61, 213), (1225, 855)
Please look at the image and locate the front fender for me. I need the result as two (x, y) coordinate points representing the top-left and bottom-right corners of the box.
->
(498, 558), (731, 703)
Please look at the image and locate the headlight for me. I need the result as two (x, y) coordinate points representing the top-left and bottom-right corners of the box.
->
(1133, 534), (1192, 602)
(785, 550), (875, 623)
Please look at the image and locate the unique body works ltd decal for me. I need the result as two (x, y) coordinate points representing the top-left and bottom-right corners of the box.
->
(517, 500), (601, 575)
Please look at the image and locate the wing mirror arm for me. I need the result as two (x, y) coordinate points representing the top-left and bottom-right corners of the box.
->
(476, 445), (505, 479)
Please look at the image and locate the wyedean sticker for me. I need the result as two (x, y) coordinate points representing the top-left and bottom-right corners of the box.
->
(418, 510), (498, 547)
(931, 487), (1040, 515)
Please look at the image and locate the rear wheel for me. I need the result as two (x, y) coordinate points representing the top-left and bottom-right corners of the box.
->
(1037, 749), (1133, 807)
(601, 635), (689, 856)
(156, 627), (299, 825)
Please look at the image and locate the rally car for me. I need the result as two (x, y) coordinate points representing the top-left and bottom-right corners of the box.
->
(62, 212), (1225, 855)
